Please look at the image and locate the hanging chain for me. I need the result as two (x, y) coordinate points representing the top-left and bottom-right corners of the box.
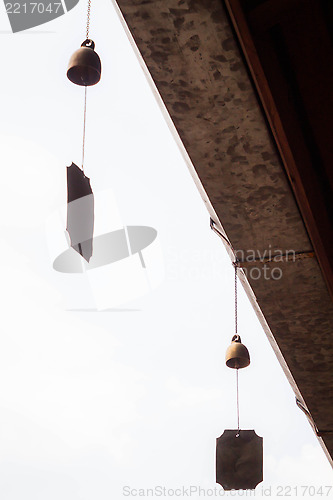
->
(236, 368), (240, 433)
(233, 260), (238, 335)
(86, 0), (91, 39)
(82, 86), (87, 173)
(233, 260), (240, 434)
(81, 0), (91, 173)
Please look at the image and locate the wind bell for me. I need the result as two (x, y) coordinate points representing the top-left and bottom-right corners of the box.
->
(216, 261), (263, 491)
(65, 0), (101, 262)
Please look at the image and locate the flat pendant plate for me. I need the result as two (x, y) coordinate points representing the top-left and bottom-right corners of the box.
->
(216, 429), (263, 490)
(66, 163), (94, 262)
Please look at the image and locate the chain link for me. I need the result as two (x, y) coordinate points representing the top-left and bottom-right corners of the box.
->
(86, 0), (91, 39)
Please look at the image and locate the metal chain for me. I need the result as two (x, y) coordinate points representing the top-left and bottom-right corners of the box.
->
(82, 0), (92, 173)
(82, 86), (87, 173)
(86, 0), (91, 39)
(236, 368), (240, 433)
(234, 260), (240, 434)
(233, 260), (238, 335)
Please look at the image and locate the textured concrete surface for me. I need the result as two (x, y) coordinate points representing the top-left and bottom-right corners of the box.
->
(115, 0), (333, 463)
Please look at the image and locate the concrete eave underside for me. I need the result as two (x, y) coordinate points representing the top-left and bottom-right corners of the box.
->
(114, 0), (333, 464)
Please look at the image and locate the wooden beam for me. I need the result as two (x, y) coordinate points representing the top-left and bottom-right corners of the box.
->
(245, 0), (304, 31)
(223, 0), (333, 300)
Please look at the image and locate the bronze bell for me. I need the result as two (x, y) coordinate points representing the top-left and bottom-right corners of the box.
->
(225, 335), (250, 369)
(67, 39), (101, 86)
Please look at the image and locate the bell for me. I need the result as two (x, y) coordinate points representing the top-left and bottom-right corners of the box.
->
(225, 335), (250, 369)
(67, 39), (101, 86)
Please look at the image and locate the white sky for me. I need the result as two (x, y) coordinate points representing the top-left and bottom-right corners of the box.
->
(0, 1), (332, 498)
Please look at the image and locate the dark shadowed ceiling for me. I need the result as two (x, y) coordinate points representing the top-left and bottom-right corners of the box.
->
(114, 0), (333, 465)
